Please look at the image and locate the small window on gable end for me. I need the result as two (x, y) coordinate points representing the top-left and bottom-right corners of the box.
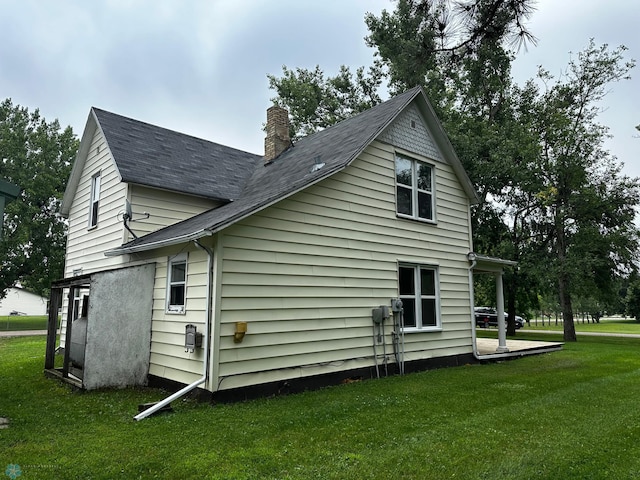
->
(167, 253), (187, 314)
(395, 155), (434, 222)
(88, 172), (101, 228)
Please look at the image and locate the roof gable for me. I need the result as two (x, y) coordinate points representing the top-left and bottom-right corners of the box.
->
(106, 87), (479, 255)
(61, 108), (262, 217)
(378, 103), (443, 161)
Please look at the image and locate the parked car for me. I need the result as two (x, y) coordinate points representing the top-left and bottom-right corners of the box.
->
(475, 307), (524, 329)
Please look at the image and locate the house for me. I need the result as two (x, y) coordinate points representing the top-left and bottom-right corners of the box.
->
(45, 86), (517, 411)
(0, 285), (47, 316)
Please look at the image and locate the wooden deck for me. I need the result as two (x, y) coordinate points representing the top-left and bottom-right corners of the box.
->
(476, 337), (563, 358)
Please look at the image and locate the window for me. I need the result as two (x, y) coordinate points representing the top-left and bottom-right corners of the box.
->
(88, 172), (101, 228)
(167, 254), (187, 313)
(398, 264), (439, 329)
(395, 155), (434, 221)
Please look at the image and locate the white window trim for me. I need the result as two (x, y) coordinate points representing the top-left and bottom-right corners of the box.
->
(166, 253), (188, 314)
(398, 263), (441, 331)
(88, 172), (101, 229)
(395, 154), (436, 223)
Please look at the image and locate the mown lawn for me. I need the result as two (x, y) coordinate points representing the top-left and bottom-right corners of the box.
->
(0, 315), (48, 331)
(523, 316), (640, 334)
(1, 335), (640, 479)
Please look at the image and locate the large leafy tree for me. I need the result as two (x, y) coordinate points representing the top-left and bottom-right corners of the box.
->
(0, 100), (78, 298)
(518, 43), (639, 340)
(267, 65), (383, 140)
(364, 0), (536, 111)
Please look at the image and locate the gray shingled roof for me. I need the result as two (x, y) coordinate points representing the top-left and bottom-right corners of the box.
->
(94, 108), (261, 201)
(106, 86), (475, 256)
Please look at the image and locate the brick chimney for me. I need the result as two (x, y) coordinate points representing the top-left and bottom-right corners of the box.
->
(264, 106), (291, 164)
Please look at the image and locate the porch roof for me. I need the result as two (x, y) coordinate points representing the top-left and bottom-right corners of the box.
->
(468, 252), (517, 273)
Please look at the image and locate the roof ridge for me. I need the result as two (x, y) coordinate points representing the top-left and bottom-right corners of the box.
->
(92, 107), (261, 157)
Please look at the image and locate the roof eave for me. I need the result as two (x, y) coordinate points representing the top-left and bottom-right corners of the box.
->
(60, 111), (98, 218)
(104, 229), (212, 256)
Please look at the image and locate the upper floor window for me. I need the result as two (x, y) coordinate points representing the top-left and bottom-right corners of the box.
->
(88, 172), (101, 228)
(395, 155), (434, 221)
(167, 253), (187, 314)
(398, 264), (439, 330)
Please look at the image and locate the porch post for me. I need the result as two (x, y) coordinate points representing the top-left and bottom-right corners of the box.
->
(496, 272), (509, 353)
(62, 286), (75, 378)
(44, 288), (61, 369)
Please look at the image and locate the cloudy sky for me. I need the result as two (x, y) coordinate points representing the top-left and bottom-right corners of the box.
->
(1, 0), (638, 178)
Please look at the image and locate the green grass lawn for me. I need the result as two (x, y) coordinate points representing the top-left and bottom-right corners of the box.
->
(0, 315), (48, 331)
(2, 335), (640, 479)
(523, 316), (640, 334)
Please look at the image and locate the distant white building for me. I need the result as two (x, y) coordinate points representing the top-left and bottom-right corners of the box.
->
(0, 285), (47, 316)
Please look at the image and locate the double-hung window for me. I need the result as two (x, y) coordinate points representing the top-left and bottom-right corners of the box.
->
(395, 155), (434, 221)
(88, 172), (101, 228)
(167, 254), (187, 313)
(398, 264), (439, 329)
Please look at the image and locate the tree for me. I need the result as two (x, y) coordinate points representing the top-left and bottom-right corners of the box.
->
(0, 100), (78, 298)
(269, 0), (537, 140)
(520, 42), (639, 341)
(267, 65), (383, 140)
(364, 0), (536, 110)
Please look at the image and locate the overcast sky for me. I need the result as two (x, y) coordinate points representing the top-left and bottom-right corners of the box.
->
(1, 0), (638, 179)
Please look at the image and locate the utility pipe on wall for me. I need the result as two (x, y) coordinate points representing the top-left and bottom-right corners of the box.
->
(134, 240), (214, 421)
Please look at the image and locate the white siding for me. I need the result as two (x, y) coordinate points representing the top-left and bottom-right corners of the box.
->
(213, 140), (473, 391)
(147, 245), (211, 385)
(61, 129), (128, 346)
(127, 185), (218, 239)
(64, 128), (127, 277)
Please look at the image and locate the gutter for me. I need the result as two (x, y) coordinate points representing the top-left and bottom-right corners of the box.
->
(134, 239), (214, 421)
(105, 230), (212, 257)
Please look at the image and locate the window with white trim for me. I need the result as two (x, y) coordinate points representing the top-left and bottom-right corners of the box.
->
(88, 172), (101, 228)
(398, 264), (439, 329)
(395, 155), (434, 221)
(166, 253), (187, 313)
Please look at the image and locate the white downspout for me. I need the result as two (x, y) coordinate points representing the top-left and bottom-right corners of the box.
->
(468, 253), (481, 359)
(134, 240), (214, 421)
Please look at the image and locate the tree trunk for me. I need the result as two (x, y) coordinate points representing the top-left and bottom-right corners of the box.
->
(556, 194), (577, 342)
(559, 273), (577, 341)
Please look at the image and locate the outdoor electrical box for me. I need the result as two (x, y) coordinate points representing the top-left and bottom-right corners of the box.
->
(391, 298), (403, 313)
(185, 324), (203, 353)
(372, 305), (390, 324)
